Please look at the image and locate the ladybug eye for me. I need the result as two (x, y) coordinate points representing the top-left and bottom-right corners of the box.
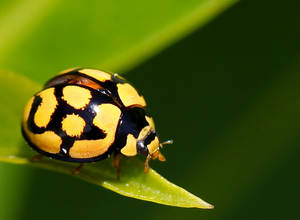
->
(137, 140), (148, 155)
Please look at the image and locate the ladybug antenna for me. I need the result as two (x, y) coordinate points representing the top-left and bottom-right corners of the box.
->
(160, 139), (173, 148)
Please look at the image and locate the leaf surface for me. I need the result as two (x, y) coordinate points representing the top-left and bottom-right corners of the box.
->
(0, 71), (213, 209)
(0, 0), (237, 81)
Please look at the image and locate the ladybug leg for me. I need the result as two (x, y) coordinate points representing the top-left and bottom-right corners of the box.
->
(72, 163), (84, 175)
(30, 154), (44, 162)
(113, 152), (121, 180)
(158, 152), (166, 162)
(144, 154), (151, 173)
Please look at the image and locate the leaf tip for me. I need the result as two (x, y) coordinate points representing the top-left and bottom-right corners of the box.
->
(204, 203), (215, 209)
(195, 199), (214, 209)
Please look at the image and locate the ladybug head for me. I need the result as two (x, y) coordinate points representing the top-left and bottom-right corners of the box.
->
(136, 125), (173, 173)
(137, 130), (172, 157)
(119, 113), (173, 173)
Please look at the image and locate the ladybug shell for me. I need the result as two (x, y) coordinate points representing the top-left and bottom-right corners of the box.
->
(22, 68), (158, 162)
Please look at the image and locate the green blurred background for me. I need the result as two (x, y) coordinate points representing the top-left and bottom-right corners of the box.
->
(1, 0), (300, 219)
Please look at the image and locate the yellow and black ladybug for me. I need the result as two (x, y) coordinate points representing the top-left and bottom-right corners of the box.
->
(22, 68), (172, 177)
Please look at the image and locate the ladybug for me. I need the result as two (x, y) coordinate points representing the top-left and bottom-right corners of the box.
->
(22, 68), (172, 177)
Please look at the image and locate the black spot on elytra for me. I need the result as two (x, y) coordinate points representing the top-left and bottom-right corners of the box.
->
(45, 84), (111, 154)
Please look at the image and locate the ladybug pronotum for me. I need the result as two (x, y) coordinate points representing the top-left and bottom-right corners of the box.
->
(22, 68), (172, 177)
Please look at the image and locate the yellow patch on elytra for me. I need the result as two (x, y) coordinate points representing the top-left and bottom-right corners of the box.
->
(117, 83), (146, 107)
(121, 134), (137, 156)
(69, 104), (121, 158)
(147, 136), (159, 155)
(79, 68), (111, 82)
(34, 88), (57, 128)
(23, 124), (61, 154)
(62, 114), (85, 137)
(62, 85), (91, 109)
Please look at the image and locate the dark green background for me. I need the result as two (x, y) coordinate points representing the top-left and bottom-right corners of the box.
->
(1, 0), (300, 219)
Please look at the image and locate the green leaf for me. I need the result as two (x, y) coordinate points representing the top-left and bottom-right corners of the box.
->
(0, 0), (237, 82)
(0, 71), (213, 209)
